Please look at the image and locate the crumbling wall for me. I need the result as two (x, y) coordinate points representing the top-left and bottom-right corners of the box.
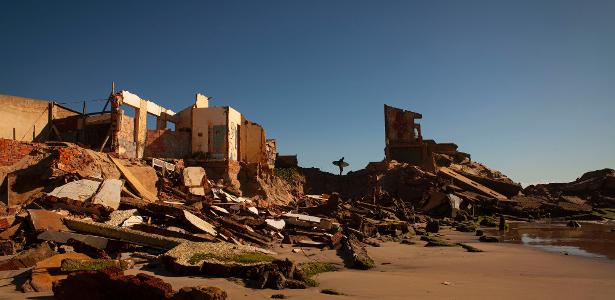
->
(240, 121), (266, 164)
(265, 139), (276, 169)
(116, 112), (136, 158)
(0, 95), (79, 142)
(0, 139), (34, 167)
(227, 108), (241, 161)
(143, 129), (191, 158)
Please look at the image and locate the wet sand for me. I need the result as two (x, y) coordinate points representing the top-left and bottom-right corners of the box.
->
(1, 229), (614, 299)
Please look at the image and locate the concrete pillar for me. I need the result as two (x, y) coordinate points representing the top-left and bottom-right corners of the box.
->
(134, 99), (148, 158)
(156, 115), (167, 130)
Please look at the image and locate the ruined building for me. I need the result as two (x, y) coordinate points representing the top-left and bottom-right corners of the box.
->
(0, 90), (277, 180)
(383, 104), (467, 172)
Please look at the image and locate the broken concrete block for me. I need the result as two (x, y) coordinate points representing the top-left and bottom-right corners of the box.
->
(121, 215), (144, 227)
(28, 252), (90, 292)
(183, 167), (206, 187)
(60, 258), (134, 272)
(48, 179), (101, 201)
(265, 219), (285, 230)
(63, 217), (184, 250)
(247, 206), (259, 215)
(37, 230), (109, 250)
(0, 222), (21, 240)
(174, 286), (228, 300)
(106, 209), (138, 227)
(0, 242), (55, 271)
(183, 210), (217, 236)
(28, 209), (69, 232)
(160, 241), (274, 277)
(188, 187), (205, 196)
(343, 235), (375, 270)
(211, 205), (229, 215)
(91, 179), (123, 210)
(283, 213), (332, 230)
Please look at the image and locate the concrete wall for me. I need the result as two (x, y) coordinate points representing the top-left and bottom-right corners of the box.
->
(174, 107), (192, 131)
(0, 94), (78, 142)
(116, 111), (136, 158)
(227, 107), (241, 161)
(144, 129), (191, 158)
(192, 107), (228, 155)
(240, 121), (265, 164)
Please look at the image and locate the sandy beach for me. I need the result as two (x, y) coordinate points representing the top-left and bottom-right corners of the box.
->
(2, 228), (614, 300)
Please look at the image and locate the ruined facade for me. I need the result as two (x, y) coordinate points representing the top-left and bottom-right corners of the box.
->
(384, 104), (467, 172)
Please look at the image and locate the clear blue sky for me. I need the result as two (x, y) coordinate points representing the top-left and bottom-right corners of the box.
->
(1, 0), (613, 185)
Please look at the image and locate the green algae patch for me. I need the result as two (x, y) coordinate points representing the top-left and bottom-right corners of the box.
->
(188, 251), (275, 265)
(299, 262), (337, 287)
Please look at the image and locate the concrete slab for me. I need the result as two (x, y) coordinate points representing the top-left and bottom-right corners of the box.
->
(183, 167), (205, 187)
(29, 252), (90, 292)
(106, 209), (138, 227)
(47, 179), (100, 201)
(265, 219), (285, 230)
(121, 215), (143, 227)
(37, 230), (108, 250)
(188, 187), (205, 196)
(28, 209), (68, 232)
(91, 179), (122, 210)
(183, 210), (217, 236)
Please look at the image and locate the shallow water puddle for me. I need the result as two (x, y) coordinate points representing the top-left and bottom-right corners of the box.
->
(485, 222), (615, 260)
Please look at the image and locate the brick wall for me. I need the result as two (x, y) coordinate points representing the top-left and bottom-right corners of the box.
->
(143, 129), (191, 158)
(116, 113), (136, 158)
(0, 138), (34, 166)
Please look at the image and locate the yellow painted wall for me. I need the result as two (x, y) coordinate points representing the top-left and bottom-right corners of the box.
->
(227, 107), (242, 161)
(240, 121), (266, 163)
(191, 107), (227, 154)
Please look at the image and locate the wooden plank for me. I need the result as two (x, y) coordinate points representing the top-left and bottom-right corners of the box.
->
(108, 155), (157, 201)
(438, 167), (507, 200)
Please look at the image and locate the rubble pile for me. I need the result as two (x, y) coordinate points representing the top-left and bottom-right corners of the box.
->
(520, 168), (615, 217)
(0, 137), (613, 297)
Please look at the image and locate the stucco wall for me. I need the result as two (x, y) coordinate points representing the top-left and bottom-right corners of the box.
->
(0, 94), (78, 141)
(240, 121), (265, 163)
(227, 107), (241, 161)
(191, 107), (228, 155)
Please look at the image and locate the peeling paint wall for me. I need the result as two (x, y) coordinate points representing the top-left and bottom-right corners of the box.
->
(240, 120), (266, 164)
(227, 107), (241, 161)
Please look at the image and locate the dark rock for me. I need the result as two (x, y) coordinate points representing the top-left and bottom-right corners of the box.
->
(321, 289), (343, 295)
(426, 218), (439, 233)
(475, 229), (483, 236)
(498, 215), (506, 231)
(271, 294), (287, 299)
(479, 235), (500, 243)
(567, 220), (581, 228)
(267, 271), (286, 290)
(479, 217), (497, 227)
(174, 286), (228, 300)
(455, 222), (477, 232)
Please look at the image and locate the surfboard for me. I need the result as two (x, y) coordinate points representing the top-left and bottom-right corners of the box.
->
(332, 161), (349, 167)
